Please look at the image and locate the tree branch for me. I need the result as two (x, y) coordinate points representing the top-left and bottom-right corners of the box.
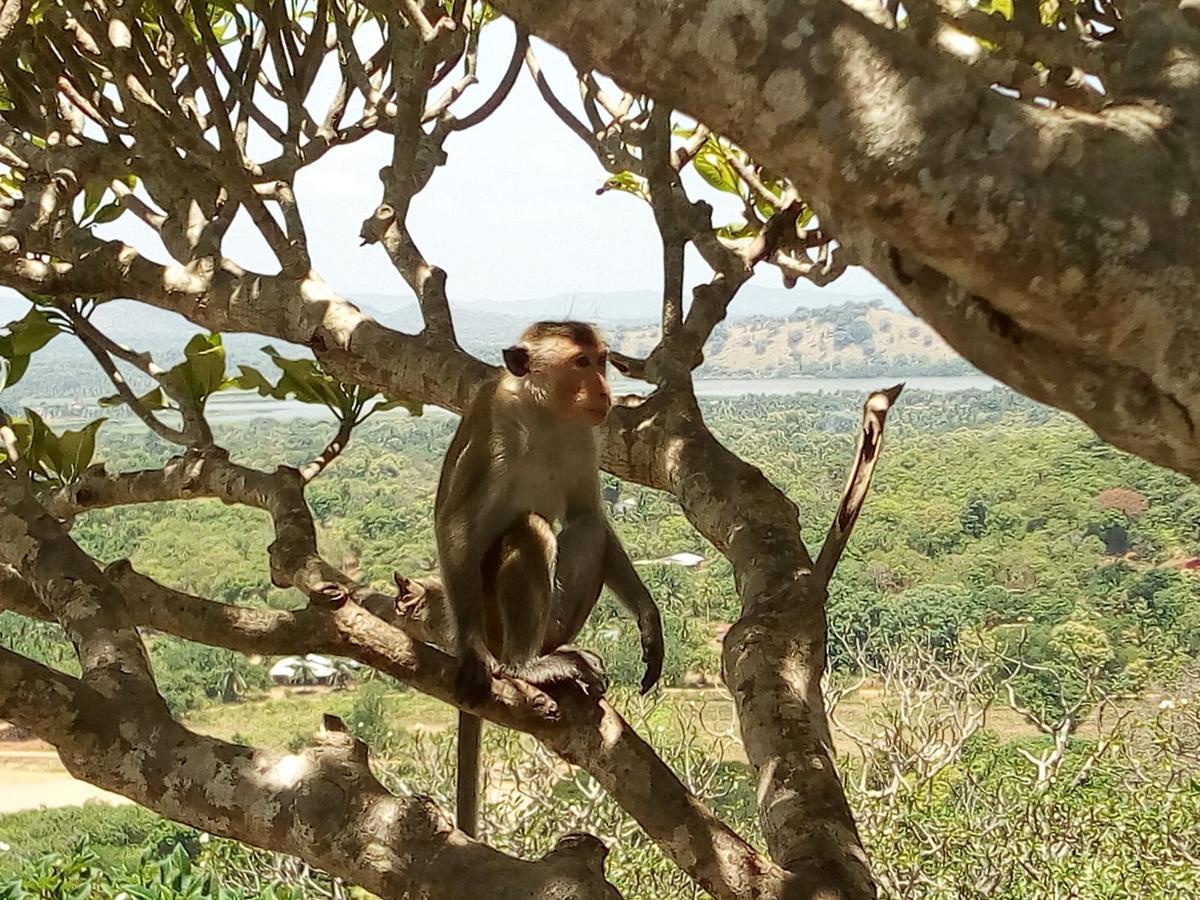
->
(0, 644), (624, 900)
(814, 384), (903, 585)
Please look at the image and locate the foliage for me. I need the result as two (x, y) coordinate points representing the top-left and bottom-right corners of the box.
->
(0, 409), (105, 485)
(234, 346), (421, 423)
(148, 640), (271, 716)
(0, 833), (340, 899)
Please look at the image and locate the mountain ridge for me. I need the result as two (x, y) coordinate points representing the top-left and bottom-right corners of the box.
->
(0, 289), (970, 408)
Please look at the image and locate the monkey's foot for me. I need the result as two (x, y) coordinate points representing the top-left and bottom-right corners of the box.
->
(508, 647), (608, 697)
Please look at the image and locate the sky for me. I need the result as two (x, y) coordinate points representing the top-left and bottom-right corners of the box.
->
(88, 22), (887, 309)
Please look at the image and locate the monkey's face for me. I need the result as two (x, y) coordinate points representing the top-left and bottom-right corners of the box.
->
(553, 343), (612, 427)
(503, 328), (614, 427)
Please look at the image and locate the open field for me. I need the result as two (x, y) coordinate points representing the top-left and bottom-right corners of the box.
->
(0, 683), (1058, 815)
(0, 741), (130, 814)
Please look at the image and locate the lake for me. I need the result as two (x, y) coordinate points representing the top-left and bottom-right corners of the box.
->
(203, 374), (1003, 422)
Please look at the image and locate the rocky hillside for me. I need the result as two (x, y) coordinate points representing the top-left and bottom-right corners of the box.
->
(613, 301), (968, 377)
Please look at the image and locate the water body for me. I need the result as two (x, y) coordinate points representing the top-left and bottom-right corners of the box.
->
(676, 374), (999, 396)
(204, 374), (1002, 423)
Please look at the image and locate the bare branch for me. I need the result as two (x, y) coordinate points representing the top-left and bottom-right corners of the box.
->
(524, 44), (596, 149)
(449, 28), (529, 131)
(645, 107), (685, 338)
(301, 416), (355, 482)
(70, 322), (190, 445)
(64, 306), (215, 447)
(814, 384), (903, 584)
(0, 473), (154, 691)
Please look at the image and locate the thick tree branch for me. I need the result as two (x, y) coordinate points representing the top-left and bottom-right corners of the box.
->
(490, 0), (1200, 484)
(599, 388), (878, 897)
(0, 645), (623, 900)
(0, 471), (154, 693)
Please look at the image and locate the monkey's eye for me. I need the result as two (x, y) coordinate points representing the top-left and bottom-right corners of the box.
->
(573, 355), (591, 368)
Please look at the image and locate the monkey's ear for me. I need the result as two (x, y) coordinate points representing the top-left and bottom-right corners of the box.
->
(503, 346), (530, 376)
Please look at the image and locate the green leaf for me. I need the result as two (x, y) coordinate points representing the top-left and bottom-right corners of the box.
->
(717, 221), (758, 241)
(3, 307), (61, 354)
(374, 396), (424, 417)
(81, 180), (106, 219)
(232, 347), (399, 421)
(174, 333), (227, 405)
(98, 385), (168, 410)
(978, 0), (1014, 17)
(21, 407), (54, 478)
(598, 171), (648, 200)
(754, 197), (777, 221)
(0, 352), (30, 391)
(91, 201), (124, 224)
(257, 345), (345, 409)
(232, 364), (277, 396)
(54, 418), (106, 482)
(693, 147), (740, 195)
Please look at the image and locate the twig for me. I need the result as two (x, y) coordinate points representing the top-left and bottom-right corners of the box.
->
(448, 28), (528, 131)
(301, 417), (355, 483)
(73, 327), (188, 445)
(814, 384), (904, 584)
(65, 307), (214, 447)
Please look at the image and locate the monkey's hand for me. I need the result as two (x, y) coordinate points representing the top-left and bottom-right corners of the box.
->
(638, 609), (665, 694)
(453, 647), (497, 708)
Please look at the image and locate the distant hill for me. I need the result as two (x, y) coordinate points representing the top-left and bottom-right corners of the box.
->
(0, 289), (968, 410)
(452, 285), (903, 325)
(613, 300), (968, 378)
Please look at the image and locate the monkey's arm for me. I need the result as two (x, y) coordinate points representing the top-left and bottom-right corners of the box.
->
(437, 513), (501, 705)
(602, 528), (665, 693)
(435, 436), (511, 705)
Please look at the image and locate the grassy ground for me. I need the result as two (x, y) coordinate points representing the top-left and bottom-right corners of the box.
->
(182, 684), (454, 748)
(183, 683), (1046, 766)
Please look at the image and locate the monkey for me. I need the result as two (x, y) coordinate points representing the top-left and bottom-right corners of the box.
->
(433, 320), (665, 837)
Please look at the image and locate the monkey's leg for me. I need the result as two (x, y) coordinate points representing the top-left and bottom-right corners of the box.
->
(545, 513), (607, 649)
(495, 514), (556, 664)
(495, 515), (606, 693)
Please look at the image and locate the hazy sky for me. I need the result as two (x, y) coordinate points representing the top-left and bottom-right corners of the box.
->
(89, 24), (887, 309)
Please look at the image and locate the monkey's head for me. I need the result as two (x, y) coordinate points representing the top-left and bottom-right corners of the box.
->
(504, 321), (625, 427)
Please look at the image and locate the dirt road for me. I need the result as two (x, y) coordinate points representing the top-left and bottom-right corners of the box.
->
(0, 745), (129, 814)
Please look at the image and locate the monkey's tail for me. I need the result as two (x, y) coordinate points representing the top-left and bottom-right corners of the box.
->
(456, 711), (482, 837)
